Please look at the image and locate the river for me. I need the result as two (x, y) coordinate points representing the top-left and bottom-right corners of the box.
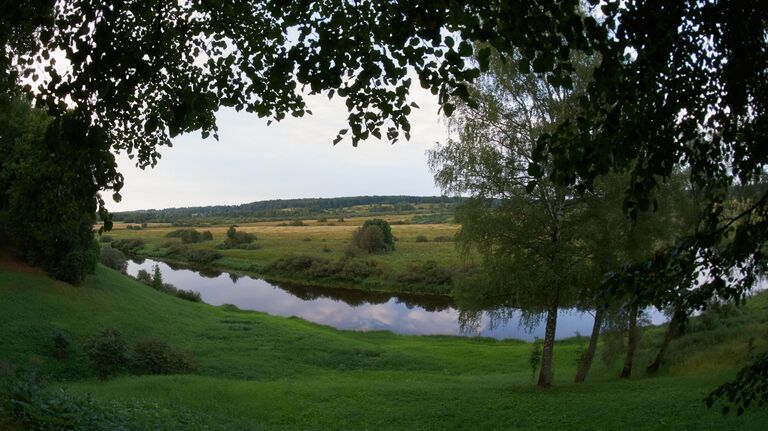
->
(126, 258), (668, 341)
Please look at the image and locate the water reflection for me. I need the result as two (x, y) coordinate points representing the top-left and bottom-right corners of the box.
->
(125, 258), (667, 341)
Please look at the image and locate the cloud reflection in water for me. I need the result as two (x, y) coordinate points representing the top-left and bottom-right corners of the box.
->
(126, 258), (666, 341)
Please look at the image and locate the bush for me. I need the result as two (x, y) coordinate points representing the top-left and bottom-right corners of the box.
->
(1, 369), (123, 430)
(415, 235), (428, 243)
(352, 219), (395, 253)
(266, 255), (324, 273)
(183, 248), (222, 265)
(288, 220), (305, 226)
(335, 257), (377, 282)
(218, 226), (256, 249)
(165, 244), (221, 264)
(265, 254), (378, 282)
(174, 289), (202, 302)
(136, 269), (153, 284)
(99, 246), (127, 272)
(356, 225), (386, 252)
(51, 330), (70, 360)
(111, 238), (145, 254)
(134, 266), (202, 303)
(125, 224), (143, 230)
(395, 260), (452, 286)
(98, 235), (113, 243)
(165, 228), (213, 244)
(131, 339), (197, 375)
(344, 246), (364, 258)
(85, 328), (130, 380)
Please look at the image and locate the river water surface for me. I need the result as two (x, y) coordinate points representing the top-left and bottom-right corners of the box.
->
(126, 258), (667, 341)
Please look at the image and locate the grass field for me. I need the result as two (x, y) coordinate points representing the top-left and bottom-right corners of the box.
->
(103, 215), (468, 295)
(1, 255), (767, 429)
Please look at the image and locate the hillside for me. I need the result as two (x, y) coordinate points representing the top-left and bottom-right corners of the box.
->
(1, 257), (767, 429)
(113, 195), (462, 224)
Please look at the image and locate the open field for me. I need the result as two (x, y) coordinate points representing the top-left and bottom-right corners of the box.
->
(103, 214), (468, 295)
(1, 258), (767, 429)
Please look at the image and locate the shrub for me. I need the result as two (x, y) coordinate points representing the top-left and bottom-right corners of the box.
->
(134, 266), (202, 302)
(151, 264), (164, 290)
(51, 330), (70, 360)
(165, 228), (213, 244)
(432, 235), (454, 242)
(131, 339), (197, 375)
(136, 269), (153, 284)
(125, 224), (143, 230)
(529, 339), (542, 381)
(183, 248), (222, 265)
(266, 255), (377, 282)
(174, 289), (202, 302)
(352, 219), (394, 253)
(415, 235), (428, 243)
(395, 260), (452, 286)
(601, 330), (626, 367)
(85, 328), (130, 380)
(335, 257), (377, 282)
(288, 219), (305, 226)
(165, 244), (222, 264)
(99, 246), (127, 272)
(266, 255), (324, 273)
(303, 237), (312, 242)
(344, 246), (364, 258)
(111, 238), (145, 254)
(98, 235), (113, 243)
(218, 226), (256, 249)
(1, 369), (123, 430)
(317, 217), (328, 223)
(355, 225), (386, 252)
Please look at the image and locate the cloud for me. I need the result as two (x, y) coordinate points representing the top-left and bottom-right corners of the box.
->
(111, 86), (448, 211)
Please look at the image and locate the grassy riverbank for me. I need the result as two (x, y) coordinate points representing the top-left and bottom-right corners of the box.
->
(103, 215), (467, 295)
(1, 255), (767, 429)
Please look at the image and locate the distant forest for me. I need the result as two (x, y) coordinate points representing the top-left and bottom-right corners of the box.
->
(113, 196), (462, 223)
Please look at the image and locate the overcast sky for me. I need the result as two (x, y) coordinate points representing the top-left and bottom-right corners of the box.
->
(111, 86), (449, 212)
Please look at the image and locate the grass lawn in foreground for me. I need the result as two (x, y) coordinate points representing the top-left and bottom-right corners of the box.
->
(1, 257), (767, 429)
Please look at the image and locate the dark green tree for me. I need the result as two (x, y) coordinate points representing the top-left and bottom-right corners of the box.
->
(0, 97), (117, 283)
(429, 49), (594, 387)
(353, 219), (395, 253)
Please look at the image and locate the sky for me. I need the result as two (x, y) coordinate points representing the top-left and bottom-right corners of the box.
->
(110, 87), (450, 212)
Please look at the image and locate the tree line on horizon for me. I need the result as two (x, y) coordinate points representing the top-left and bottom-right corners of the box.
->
(112, 195), (462, 224)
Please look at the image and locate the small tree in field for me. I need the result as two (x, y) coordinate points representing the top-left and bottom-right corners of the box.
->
(353, 219), (394, 253)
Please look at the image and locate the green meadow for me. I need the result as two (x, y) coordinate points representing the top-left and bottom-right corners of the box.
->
(1, 256), (767, 429)
(104, 215), (466, 295)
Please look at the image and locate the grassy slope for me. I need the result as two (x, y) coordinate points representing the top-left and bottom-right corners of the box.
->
(1, 263), (767, 429)
(107, 216), (465, 294)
